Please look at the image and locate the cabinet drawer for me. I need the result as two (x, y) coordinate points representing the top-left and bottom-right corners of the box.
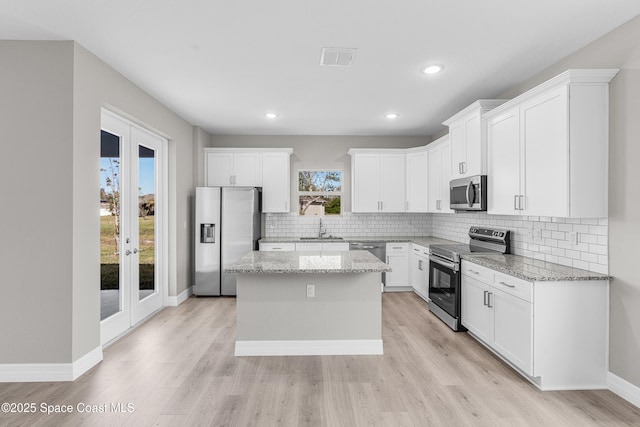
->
(296, 242), (323, 251)
(493, 272), (532, 303)
(386, 243), (408, 254)
(462, 261), (493, 284)
(259, 242), (295, 251)
(412, 244), (428, 256)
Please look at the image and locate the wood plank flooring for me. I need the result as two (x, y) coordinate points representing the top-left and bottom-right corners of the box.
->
(1, 292), (639, 426)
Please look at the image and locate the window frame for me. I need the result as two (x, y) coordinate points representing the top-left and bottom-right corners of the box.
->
(297, 169), (343, 217)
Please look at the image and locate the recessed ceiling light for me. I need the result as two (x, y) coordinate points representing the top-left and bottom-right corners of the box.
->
(385, 112), (399, 119)
(264, 112), (278, 119)
(422, 65), (443, 75)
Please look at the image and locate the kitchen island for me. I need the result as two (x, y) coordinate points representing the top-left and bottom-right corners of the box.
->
(226, 250), (391, 356)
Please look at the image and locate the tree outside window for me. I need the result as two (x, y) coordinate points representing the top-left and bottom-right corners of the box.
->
(298, 170), (342, 216)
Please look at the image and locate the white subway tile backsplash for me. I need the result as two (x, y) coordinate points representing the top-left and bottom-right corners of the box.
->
(264, 211), (608, 273)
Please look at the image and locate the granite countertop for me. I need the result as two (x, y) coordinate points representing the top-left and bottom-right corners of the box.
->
(226, 250), (393, 274)
(259, 236), (457, 246)
(461, 254), (611, 282)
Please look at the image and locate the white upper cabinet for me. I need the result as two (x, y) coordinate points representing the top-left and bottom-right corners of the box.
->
(349, 149), (406, 213)
(405, 147), (429, 212)
(205, 149), (262, 187)
(486, 69), (618, 218)
(427, 135), (454, 214)
(444, 100), (506, 179)
(261, 149), (293, 213)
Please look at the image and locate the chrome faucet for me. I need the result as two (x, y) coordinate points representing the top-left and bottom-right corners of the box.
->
(319, 218), (327, 238)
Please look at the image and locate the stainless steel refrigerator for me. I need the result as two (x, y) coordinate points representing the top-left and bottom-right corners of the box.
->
(194, 187), (261, 296)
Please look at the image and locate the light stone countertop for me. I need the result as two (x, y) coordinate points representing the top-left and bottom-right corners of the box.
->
(259, 236), (457, 246)
(226, 250), (392, 274)
(461, 254), (611, 282)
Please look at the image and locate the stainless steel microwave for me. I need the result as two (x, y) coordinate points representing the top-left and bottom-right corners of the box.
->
(450, 175), (487, 211)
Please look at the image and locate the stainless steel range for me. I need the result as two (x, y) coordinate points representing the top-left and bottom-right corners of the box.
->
(428, 227), (510, 331)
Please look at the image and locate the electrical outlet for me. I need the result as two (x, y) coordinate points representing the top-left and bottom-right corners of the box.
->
(306, 284), (315, 298)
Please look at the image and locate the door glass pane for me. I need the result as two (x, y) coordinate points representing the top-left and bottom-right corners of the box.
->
(139, 145), (156, 300)
(100, 131), (122, 320)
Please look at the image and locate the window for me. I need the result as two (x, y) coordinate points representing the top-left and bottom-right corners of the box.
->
(298, 170), (342, 216)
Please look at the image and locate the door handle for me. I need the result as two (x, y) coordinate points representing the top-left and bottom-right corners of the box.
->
(466, 181), (473, 207)
(133, 248), (139, 254)
(125, 249), (131, 256)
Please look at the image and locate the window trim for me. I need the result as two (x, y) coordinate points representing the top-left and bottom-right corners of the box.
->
(297, 169), (343, 217)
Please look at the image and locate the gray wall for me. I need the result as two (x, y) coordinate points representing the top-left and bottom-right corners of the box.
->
(497, 16), (640, 388)
(206, 135), (429, 212)
(0, 41), (74, 363)
(0, 40), (195, 364)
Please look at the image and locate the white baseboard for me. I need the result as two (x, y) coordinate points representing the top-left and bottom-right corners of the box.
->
(235, 339), (383, 356)
(0, 346), (103, 382)
(609, 371), (640, 409)
(167, 286), (192, 306)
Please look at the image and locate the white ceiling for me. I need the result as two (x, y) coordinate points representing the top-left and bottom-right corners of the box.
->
(1, 1), (639, 137)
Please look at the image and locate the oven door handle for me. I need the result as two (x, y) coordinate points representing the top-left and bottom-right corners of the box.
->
(429, 255), (458, 271)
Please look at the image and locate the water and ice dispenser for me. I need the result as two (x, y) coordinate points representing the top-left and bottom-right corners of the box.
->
(200, 224), (215, 243)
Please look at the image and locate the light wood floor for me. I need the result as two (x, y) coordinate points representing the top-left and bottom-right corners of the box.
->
(1, 292), (639, 426)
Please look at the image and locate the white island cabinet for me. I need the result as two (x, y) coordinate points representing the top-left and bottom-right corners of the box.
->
(461, 258), (609, 390)
(486, 69), (618, 217)
(227, 250), (391, 356)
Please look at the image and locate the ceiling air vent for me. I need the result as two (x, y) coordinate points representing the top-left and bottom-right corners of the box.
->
(320, 47), (357, 67)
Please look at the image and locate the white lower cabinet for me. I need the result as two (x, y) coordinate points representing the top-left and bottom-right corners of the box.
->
(259, 242), (296, 251)
(385, 243), (409, 289)
(321, 242), (349, 251)
(461, 260), (608, 390)
(410, 244), (429, 300)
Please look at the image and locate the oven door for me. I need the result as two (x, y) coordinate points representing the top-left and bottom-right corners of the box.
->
(428, 255), (460, 319)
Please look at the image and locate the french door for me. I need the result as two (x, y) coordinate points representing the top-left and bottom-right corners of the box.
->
(100, 111), (167, 345)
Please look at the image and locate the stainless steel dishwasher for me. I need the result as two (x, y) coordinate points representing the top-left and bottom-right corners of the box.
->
(349, 241), (386, 285)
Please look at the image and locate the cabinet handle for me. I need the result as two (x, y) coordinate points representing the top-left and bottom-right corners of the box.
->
(272, 247), (282, 250)
(519, 195), (524, 211)
(487, 292), (493, 308)
(463, 162), (466, 174)
(406, 201), (409, 211)
(483, 290), (488, 306)
(418, 260), (423, 270)
(380, 201), (383, 211)
(498, 281), (515, 288)
(458, 162), (462, 174)
(469, 269), (480, 275)
(230, 175), (233, 185)
(514, 195), (518, 210)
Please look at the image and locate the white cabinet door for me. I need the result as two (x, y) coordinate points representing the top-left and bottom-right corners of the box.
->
(296, 242), (323, 251)
(380, 153), (406, 212)
(206, 152), (234, 186)
(461, 276), (493, 343)
(322, 242), (349, 251)
(440, 142), (453, 213)
(487, 108), (521, 215)
(464, 113), (482, 177)
(406, 150), (428, 212)
(410, 247), (429, 298)
(352, 153), (380, 212)
(385, 243), (409, 288)
(449, 122), (466, 178)
(427, 145), (441, 213)
(233, 152), (262, 186)
(492, 289), (533, 375)
(262, 151), (290, 213)
(521, 86), (569, 217)
(427, 136), (453, 213)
